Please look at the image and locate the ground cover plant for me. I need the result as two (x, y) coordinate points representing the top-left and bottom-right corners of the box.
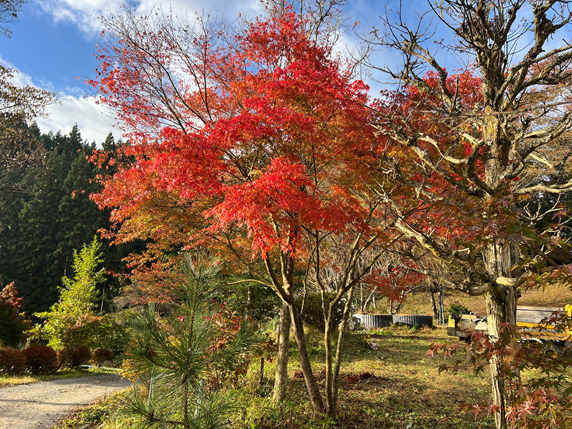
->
(53, 390), (128, 429)
(56, 325), (497, 429)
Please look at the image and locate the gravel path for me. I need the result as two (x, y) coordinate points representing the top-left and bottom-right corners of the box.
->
(0, 374), (132, 429)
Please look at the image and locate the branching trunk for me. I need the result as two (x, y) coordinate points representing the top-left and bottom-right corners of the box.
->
(330, 284), (356, 414)
(288, 303), (325, 413)
(363, 288), (376, 312)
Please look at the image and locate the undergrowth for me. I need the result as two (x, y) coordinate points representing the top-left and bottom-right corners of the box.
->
(61, 325), (496, 428)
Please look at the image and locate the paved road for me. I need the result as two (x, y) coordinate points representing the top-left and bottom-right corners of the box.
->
(0, 374), (131, 429)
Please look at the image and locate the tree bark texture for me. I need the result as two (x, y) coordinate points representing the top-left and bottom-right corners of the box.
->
(272, 301), (291, 402)
(484, 239), (520, 429)
(485, 284), (519, 429)
(330, 284), (356, 414)
(288, 303), (325, 414)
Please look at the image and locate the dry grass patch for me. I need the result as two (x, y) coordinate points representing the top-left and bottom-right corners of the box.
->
(395, 283), (572, 318)
(246, 325), (496, 428)
(0, 367), (117, 388)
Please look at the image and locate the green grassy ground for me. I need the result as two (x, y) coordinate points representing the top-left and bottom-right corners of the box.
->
(55, 326), (496, 429)
(50, 285), (572, 428)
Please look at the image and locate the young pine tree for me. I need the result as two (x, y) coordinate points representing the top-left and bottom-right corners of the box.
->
(122, 254), (260, 429)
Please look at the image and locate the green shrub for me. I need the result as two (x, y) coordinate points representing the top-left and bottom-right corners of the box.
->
(22, 345), (58, 374)
(0, 347), (26, 374)
(217, 279), (281, 322)
(91, 348), (114, 367)
(296, 292), (344, 331)
(60, 314), (127, 352)
(446, 303), (470, 320)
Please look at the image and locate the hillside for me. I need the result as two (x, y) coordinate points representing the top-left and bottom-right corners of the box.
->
(391, 283), (572, 317)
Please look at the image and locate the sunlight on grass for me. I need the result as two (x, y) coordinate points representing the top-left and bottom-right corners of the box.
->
(0, 367), (120, 388)
(45, 326), (500, 429)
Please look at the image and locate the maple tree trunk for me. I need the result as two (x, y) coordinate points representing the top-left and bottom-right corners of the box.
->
(288, 303), (325, 414)
(272, 301), (291, 402)
(330, 285), (356, 414)
(324, 319), (335, 416)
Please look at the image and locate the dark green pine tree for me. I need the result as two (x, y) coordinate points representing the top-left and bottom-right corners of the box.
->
(8, 126), (86, 313)
(0, 123), (43, 287)
(54, 144), (102, 276)
(91, 133), (145, 311)
(1, 127), (142, 315)
(54, 133), (131, 312)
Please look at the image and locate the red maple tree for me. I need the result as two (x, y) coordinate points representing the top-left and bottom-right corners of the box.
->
(89, 7), (409, 414)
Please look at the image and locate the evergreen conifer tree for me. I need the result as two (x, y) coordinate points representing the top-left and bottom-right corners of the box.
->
(123, 255), (260, 428)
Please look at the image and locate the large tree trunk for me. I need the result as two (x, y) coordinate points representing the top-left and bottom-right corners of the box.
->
(485, 284), (519, 429)
(288, 303), (324, 414)
(272, 301), (291, 402)
(484, 237), (520, 429)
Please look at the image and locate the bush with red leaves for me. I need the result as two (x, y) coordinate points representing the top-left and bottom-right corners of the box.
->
(0, 347), (26, 374)
(22, 345), (58, 374)
(91, 348), (114, 367)
(58, 345), (92, 368)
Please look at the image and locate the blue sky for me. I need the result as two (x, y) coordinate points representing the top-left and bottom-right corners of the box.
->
(0, 0), (439, 143)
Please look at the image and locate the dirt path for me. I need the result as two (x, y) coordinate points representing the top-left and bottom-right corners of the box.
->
(0, 373), (131, 429)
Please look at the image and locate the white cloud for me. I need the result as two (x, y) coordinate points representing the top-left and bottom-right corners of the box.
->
(37, 95), (119, 144)
(0, 55), (36, 87)
(35, 0), (122, 36)
(33, 0), (262, 38)
(0, 54), (118, 144)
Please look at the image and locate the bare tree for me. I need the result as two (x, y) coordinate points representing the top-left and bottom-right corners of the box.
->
(0, 0), (57, 229)
(367, 1), (572, 428)
(0, 0), (24, 37)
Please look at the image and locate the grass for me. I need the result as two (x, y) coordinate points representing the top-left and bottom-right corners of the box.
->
(45, 285), (572, 428)
(59, 325), (497, 429)
(0, 366), (120, 388)
(53, 390), (128, 429)
(391, 283), (572, 317)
